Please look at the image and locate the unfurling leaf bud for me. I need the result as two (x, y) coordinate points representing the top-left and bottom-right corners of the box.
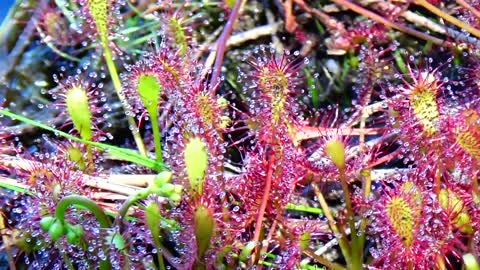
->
(439, 189), (473, 234)
(65, 86), (92, 141)
(463, 253), (480, 270)
(137, 74), (161, 118)
(325, 139), (345, 170)
(184, 137), (208, 194)
(67, 146), (86, 170)
(299, 231), (310, 252)
(194, 204), (214, 259)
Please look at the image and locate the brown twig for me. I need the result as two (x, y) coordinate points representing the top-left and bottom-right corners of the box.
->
(201, 22), (282, 80)
(330, 0), (450, 46)
(294, 0), (346, 33)
(323, 0), (480, 47)
(284, 0), (297, 32)
(455, 0), (480, 20)
(303, 248), (347, 270)
(414, 0), (480, 39)
(210, 0), (243, 87)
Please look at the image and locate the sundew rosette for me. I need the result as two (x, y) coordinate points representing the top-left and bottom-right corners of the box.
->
(244, 47), (304, 144)
(388, 62), (445, 153)
(368, 175), (469, 269)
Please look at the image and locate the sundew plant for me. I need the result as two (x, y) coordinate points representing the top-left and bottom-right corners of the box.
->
(1, 0), (480, 269)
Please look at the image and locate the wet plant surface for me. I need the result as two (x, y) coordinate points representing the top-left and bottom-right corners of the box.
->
(0, 0), (480, 269)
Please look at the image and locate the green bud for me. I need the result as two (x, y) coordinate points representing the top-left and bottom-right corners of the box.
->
(173, 184), (183, 194)
(65, 86), (92, 142)
(160, 183), (175, 196)
(194, 204), (214, 259)
(324, 139), (345, 170)
(184, 137), (208, 194)
(39, 216), (55, 231)
(66, 230), (80, 245)
(48, 221), (64, 241)
(149, 187), (163, 196)
(70, 224), (84, 237)
(153, 171), (172, 187)
(169, 193), (181, 204)
(239, 241), (257, 262)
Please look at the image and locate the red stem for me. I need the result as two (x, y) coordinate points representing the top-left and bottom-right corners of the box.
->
(252, 153), (275, 245)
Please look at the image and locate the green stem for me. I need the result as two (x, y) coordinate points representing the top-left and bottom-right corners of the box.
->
(356, 169), (373, 267)
(55, 195), (111, 227)
(117, 189), (150, 222)
(101, 41), (147, 157)
(57, 242), (75, 270)
(312, 183), (351, 265)
(149, 111), (163, 165)
(156, 250), (166, 270)
(339, 169), (362, 270)
(54, 195), (112, 270)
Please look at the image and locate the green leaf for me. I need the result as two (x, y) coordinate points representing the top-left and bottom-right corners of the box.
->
(285, 203), (323, 215)
(0, 181), (32, 194)
(0, 109), (163, 170)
